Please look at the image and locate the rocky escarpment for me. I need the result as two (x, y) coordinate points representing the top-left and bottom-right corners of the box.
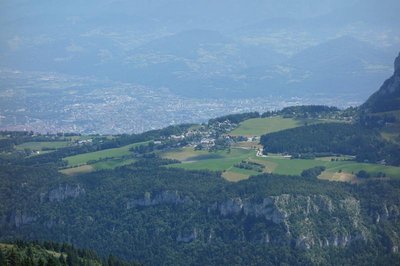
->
(361, 51), (400, 113)
(126, 191), (380, 249)
(176, 229), (198, 243)
(40, 184), (85, 203)
(127, 190), (192, 209)
(372, 203), (400, 223)
(370, 203), (400, 253)
(2, 210), (37, 229)
(1, 184), (85, 229)
(210, 194), (370, 249)
(210, 197), (284, 224)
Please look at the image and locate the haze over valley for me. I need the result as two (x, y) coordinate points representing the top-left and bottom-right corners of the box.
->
(2, 2), (400, 265)
(1, 0), (399, 133)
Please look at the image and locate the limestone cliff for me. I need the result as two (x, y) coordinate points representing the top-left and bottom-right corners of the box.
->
(40, 184), (85, 203)
(361, 52), (400, 113)
(127, 190), (191, 209)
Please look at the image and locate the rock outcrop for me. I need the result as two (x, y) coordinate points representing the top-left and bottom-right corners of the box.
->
(127, 190), (191, 209)
(176, 229), (198, 243)
(212, 197), (284, 224)
(361, 52), (400, 113)
(209, 194), (371, 249)
(5, 210), (37, 228)
(40, 184), (85, 203)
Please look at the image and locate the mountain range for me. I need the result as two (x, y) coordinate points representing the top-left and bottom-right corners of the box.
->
(0, 52), (399, 265)
(1, 0), (399, 102)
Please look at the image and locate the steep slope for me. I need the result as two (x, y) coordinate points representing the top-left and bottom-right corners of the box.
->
(361, 52), (400, 113)
(0, 240), (138, 266)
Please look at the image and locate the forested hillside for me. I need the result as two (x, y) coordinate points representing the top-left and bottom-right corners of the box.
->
(260, 123), (400, 165)
(1, 53), (400, 265)
(0, 240), (138, 266)
(1, 157), (400, 265)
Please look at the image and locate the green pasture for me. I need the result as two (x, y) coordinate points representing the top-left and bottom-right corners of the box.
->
(92, 158), (136, 170)
(230, 116), (342, 137)
(163, 146), (400, 181)
(165, 148), (254, 172)
(16, 141), (70, 151)
(253, 156), (400, 178)
(64, 141), (147, 166)
(230, 116), (302, 137)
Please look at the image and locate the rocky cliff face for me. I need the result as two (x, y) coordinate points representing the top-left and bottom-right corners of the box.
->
(176, 229), (198, 243)
(373, 203), (400, 223)
(395, 53), (400, 76)
(1, 184), (85, 229)
(4, 210), (37, 229)
(211, 197), (284, 224)
(125, 191), (387, 249)
(126, 190), (192, 209)
(40, 184), (85, 203)
(361, 52), (400, 113)
(210, 194), (371, 249)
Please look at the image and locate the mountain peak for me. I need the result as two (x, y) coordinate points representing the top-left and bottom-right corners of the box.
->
(361, 52), (400, 113)
(395, 52), (400, 74)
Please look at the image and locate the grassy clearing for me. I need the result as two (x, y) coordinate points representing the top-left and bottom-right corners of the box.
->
(230, 116), (343, 137)
(164, 146), (400, 182)
(324, 162), (400, 178)
(165, 148), (254, 172)
(92, 158), (135, 170)
(16, 141), (70, 151)
(254, 157), (326, 176)
(161, 147), (209, 161)
(0, 243), (14, 249)
(230, 166), (260, 175)
(230, 116), (302, 137)
(222, 171), (252, 182)
(64, 141), (147, 166)
(319, 171), (358, 183)
(60, 165), (94, 176)
(254, 155), (400, 179)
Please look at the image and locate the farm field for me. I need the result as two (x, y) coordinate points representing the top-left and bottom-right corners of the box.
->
(230, 116), (343, 137)
(92, 158), (136, 170)
(63, 141), (147, 167)
(163, 147), (400, 181)
(253, 156), (400, 178)
(164, 147), (254, 172)
(222, 167), (260, 182)
(230, 117), (302, 137)
(60, 165), (95, 176)
(318, 171), (358, 183)
(16, 141), (71, 151)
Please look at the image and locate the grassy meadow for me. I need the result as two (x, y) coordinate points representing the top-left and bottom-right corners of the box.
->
(162, 146), (400, 182)
(16, 141), (71, 151)
(230, 117), (302, 137)
(63, 141), (147, 166)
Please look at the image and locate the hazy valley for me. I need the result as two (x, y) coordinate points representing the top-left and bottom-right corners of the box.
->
(1, 1), (400, 265)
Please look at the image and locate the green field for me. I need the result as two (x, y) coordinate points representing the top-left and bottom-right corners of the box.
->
(230, 116), (342, 137)
(60, 165), (95, 176)
(252, 156), (400, 178)
(164, 147), (254, 172)
(64, 141), (147, 166)
(163, 147), (400, 181)
(92, 158), (136, 170)
(16, 141), (70, 151)
(230, 117), (302, 137)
